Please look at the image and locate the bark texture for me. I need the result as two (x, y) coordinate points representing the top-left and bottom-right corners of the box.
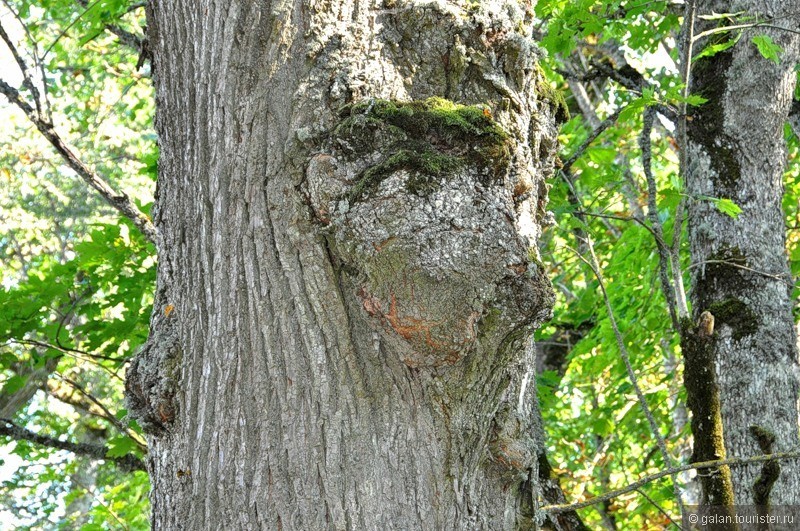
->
(685, 0), (800, 508)
(126, 0), (566, 528)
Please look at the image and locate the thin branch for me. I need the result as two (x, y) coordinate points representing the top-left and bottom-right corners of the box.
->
(687, 260), (793, 285)
(59, 376), (147, 450)
(2, 0), (53, 122)
(0, 1), (51, 119)
(55, 286), (93, 352)
(0, 20), (42, 118)
(0, 418), (146, 473)
(0, 78), (156, 244)
(125, 2), (147, 14)
(561, 111), (621, 174)
(674, 0), (696, 322)
(561, 108), (623, 174)
(641, 107), (680, 330)
(670, 196), (689, 316)
(635, 487), (682, 529)
(42, 0), (104, 60)
(540, 451), (800, 515)
(568, 241), (686, 527)
(105, 24), (142, 50)
(692, 21), (800, 42)
(74, 0), (143, 50)
(572, 210), (661, 243)
(70, 476), (131, 530)
(9, 339), (128, 363)
(0, 356), (59, 419)
(559, 57), (677, 123)
(47, 380), (119, 421)
(3, 340), (127, 383)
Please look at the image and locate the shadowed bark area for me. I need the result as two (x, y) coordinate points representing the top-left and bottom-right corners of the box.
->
(125, 0), (577, 528)
(685, 0), (800, 510)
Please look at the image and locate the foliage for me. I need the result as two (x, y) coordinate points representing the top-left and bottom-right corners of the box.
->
(535, 0), (800, 528)
(1, 0), (798, 529)
(0, 0), (154, 528)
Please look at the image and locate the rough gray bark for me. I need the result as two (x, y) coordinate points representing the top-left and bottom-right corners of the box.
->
(685, 0), (800, 508)
(126, 0), (568, 528)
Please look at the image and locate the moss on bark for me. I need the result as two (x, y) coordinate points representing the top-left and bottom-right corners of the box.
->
(535, 65), (570, 124)
(334, 97), (513, 202)
(750, 425), (780, 508)
(681, 320), (736, 509)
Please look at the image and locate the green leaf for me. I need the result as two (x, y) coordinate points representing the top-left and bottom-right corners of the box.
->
(592, 417), (614, 437)
(693, 34), (739, 61)
(683, 94), (709, 106)
(2, 375), (28, 395)
(714, 197), (743, 218)
(106, 435), (139, 458)
(752, 34), (783, 64)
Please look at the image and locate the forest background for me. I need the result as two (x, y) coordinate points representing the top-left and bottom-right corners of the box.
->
(0, 0), (799, 529)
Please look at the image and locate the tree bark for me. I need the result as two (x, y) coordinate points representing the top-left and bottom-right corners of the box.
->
(685, 0), (800, 509)
(126, 0), (568, 528)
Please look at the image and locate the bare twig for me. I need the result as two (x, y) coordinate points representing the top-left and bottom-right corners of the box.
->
(687, 260), (793, 285)
(635, 487), (681, 529)
(561, 108), (623, 174)
(641, 107), (680, 330)
(692, 22), (800, 42)
(0, 418), (146, 472)
(572, 210), (662, 244)
(674, 0), (697, 321)
(8, 339), (128, 363)
(70, 476), (131, 530)
(0, 78), (156, 244)
(0, 20), (42, 118)
(42, 0), (104, 60)
(670, 196), (689, 316)
(540, 451), (800, 515)
(0, 2), (51, 119)
(3, 340), (127, 383)
(59, 376), (147, 450)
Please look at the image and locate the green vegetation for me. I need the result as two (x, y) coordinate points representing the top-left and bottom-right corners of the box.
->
(0, 1), (153, 528)
(336, 98), (512, 201)
(534, 1), (799, 528)
(1, 0), (799, 529)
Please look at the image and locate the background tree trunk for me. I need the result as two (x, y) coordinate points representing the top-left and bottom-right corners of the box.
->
(126, 0), (567, 528)
(685, 0), (800, 508)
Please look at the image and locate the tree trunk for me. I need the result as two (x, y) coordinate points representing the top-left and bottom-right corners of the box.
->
(685, 0), (800, 508)
(125, 0), (567, 528)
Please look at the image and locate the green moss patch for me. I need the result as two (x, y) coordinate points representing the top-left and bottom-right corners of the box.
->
(335, 97), (513, 202)
(750, 425), (780, 507)
(535, 66), (570, 125)
(681, 324), (736, 507)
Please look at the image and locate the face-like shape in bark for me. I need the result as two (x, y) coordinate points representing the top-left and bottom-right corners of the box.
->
(307, 99), (553, 367)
